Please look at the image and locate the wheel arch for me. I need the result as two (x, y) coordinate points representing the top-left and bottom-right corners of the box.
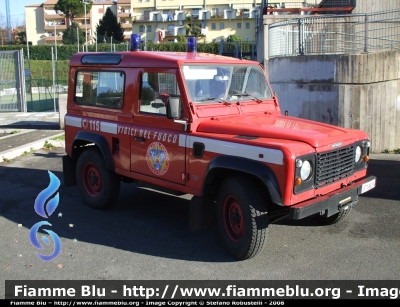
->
(203, 156), (283, 206)
(71, 131), (115, 171)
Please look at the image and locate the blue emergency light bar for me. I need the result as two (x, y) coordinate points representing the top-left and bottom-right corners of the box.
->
(130, 34), (141, 51)
(187, 36), (197, 52)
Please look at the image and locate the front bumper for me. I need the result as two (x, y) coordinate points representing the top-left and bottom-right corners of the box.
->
(289, 176), (376, 220)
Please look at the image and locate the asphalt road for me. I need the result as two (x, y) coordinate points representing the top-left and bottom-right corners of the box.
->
(1, 148), (400, 299)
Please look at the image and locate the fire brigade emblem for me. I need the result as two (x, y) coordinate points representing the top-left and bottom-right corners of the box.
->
(146, 142), (170, 176)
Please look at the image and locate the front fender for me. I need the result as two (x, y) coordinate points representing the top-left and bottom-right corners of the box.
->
(203, 156), (283, 206)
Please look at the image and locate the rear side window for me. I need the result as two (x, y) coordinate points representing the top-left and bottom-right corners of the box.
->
(75, 71), (125, 109)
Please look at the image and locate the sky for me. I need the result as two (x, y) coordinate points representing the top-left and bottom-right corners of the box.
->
(0, 0), (42, 27)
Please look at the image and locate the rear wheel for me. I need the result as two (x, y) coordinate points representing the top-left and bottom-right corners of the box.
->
(217, 176), (269, 260)
(76, 148), (120, 209)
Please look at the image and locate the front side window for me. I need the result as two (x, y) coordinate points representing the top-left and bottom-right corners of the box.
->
(183, 64), (272, 104)
(75, 71), (124, 109)
(139, 72), (180, 115)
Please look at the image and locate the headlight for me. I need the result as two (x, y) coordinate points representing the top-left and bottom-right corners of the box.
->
(300, 160), (312, 180)
(294, 154), (315, 194)
(355, 146), (362, 162)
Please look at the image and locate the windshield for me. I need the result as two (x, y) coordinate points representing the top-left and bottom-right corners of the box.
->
(182, 64), (272, 103)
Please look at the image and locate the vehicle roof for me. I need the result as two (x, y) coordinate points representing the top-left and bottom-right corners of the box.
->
(69, 51), (260, 68)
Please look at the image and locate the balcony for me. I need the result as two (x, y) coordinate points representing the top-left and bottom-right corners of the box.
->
(224, 9), (238, 20)
(120, 22), (132, 29)
(132, 15), (150, 22)
(44, 35), (62, 43)
(118, 12), (131, 18)
(118, 7), (131, 18)
(78, 23), (91, 29)
(44, 23), (67, 31)
(43, 8), (65, 19)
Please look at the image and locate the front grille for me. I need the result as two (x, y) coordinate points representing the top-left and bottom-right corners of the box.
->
(316, 145), (355, 187)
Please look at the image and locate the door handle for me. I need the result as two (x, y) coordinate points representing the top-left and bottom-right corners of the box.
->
(133, 136), (146, 142)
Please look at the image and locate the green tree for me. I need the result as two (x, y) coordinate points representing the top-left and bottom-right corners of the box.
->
(96, 7), (124, 43)
(62, 22), (85, 45)
(176, 34), (186, 43)
(227, 34), (242, 42)
(184, 16), (203, 38)
(15, 31), (27, 45)
(54, 0), (93, 25)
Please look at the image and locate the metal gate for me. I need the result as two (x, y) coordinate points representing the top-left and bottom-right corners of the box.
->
(0, 50), (26, 112)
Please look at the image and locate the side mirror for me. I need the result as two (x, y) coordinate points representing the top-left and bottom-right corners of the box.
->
(166, 97), (182, 119)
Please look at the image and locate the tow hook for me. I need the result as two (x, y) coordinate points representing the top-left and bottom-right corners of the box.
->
(338, 200), (357, 212)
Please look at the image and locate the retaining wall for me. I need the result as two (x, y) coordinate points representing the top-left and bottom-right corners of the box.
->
(268, 50), (400, 153)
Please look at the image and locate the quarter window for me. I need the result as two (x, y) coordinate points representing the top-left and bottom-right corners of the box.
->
(75, 71), (124, 109)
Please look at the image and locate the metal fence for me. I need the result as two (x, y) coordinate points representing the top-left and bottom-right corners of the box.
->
(268, 9), (400, 57)
(0, 50), (25, 112)
(25, 79), (68, 112)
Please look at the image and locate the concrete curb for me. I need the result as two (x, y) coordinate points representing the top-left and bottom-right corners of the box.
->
(0, 132), (65, 163)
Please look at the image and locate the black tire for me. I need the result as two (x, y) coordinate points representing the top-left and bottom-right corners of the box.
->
(76, 148), (120, 209)
(217, 176), (269, 260)
(314, 206), (352, 225)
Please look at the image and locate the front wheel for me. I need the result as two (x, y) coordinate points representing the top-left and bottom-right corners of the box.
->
(76, 148), (120, 209)
(217, 176), (269, 260)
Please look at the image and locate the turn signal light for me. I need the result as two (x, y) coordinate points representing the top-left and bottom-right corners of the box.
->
(363, 155), (370, 162)
(294, 176), (302, 186)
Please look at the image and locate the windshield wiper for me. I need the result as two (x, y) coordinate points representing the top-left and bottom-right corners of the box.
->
(234, 93), (263, 103)
(196, 97), (217, 102)
(197, 97), (231, 105)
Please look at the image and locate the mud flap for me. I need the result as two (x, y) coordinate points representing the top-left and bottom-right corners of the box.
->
(189, 195), (215, 232)
(62, 155), (77, 187)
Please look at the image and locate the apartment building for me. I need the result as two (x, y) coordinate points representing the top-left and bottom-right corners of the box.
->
(25, 0), (308, 46)
(25, 0), (119, 45)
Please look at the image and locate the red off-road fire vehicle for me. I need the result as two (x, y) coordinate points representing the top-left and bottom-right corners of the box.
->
(63, 39), (376, 260)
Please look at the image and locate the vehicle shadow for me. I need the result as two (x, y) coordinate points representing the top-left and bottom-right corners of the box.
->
(1, 151), (397, 262)
(0, 152), (233, 263)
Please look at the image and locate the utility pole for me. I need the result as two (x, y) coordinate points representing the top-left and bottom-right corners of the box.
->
(5, 0), (12, 43)
(82, 0), (89, 51)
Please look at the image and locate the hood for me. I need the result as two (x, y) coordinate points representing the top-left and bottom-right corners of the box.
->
(197, 114), (362, 148)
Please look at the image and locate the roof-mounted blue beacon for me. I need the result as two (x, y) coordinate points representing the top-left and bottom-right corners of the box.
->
(187, 36), (197, 53)
(130, 34), (141, 51)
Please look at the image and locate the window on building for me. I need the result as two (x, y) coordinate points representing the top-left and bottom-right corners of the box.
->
(246, 22), (250, 29)
(211, 23), (216, 30)
(237, 22), (241, 29)
(144, 10), (150, 21)
(220, 23), (224, 30)
(75, 71), (125, 109)
(147, 25), (152, 32)
(167, 24), (174, 36)
(192, 9), (199, 19)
